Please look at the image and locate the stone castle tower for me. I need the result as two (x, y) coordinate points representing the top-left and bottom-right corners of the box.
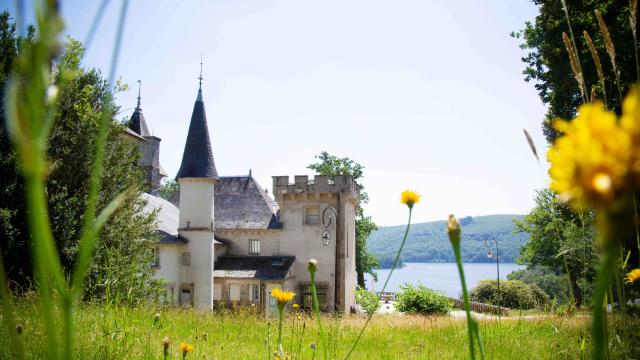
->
(127, 82), (166, 193)
(272, 175), (359, 312)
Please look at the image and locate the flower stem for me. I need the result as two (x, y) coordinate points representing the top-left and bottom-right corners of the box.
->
(277, 306), (284, 350)
(592, 245), (616, 360)
(453, 244), (477, 360)
(310, 270), (327, 360)
(343, 208), (413, 360)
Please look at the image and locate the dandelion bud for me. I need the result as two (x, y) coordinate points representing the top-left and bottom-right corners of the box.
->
(46, 85), (58, 104)
(162, 336), (170, 356)
(307, 259), (318, 274)
(447, 215), (461, 245)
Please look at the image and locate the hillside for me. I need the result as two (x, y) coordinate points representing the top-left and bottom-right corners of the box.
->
(367, 214), (528, 266)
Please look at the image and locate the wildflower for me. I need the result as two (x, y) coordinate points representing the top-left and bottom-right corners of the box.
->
(272, 288), (296, 307)
(307, 259), (318, 275)
(626, 268), (640, 284)
(293, 303), (299, 310)
(447, 215), (461, 245)
(400, 190), (420, 209)
(179, 342), (193, 359)
(162, 336), (170, 358)
(547, 101), (634, 211)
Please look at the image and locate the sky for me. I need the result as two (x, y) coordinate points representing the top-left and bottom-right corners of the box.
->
(2, 0), (550, 226)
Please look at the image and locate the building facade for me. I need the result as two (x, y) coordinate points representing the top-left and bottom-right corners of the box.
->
(126, 79), (358, 314)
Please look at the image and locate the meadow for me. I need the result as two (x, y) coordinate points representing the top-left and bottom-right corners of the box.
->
(1, 299), (636, 360)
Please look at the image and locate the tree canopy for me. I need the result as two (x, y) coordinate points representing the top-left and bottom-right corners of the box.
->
(513, 0), (637, 142)
(307, 151), (378, 288)
(0, 13), (159, 301)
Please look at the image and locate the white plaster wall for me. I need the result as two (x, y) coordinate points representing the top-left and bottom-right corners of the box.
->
(342, 200), (357, 312)
(180, 230), (215, 309)
(178, 178), (216, 229)
(277, 195), (337, 310)
(217, 231), (281, 256)
(155, 244), (182, 306)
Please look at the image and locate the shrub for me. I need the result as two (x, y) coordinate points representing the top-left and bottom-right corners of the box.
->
(354, 287), (380, 315)
(395, 283), (451, 315)
(470, 279), (548, 309)
(508, 265), (571, 304)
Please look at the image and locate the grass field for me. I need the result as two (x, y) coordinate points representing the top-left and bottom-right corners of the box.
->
(2, 299), (638, 359)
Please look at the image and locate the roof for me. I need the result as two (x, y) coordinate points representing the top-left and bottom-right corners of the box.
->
(127, 105), (150, 137)
(176, 88), (219, 180)
(141, 193), (220, 245)
(214, 256), (295, 280)
(214, 176), (282, 230)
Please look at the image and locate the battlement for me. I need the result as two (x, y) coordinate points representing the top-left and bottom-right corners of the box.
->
(272, 175), (360, 199)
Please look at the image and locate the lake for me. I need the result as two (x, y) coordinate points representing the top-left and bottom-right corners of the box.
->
(365, 262), (524, 298)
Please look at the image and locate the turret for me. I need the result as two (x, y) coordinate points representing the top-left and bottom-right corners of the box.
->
(175, 63), (219, 309)
(127, 80), (166, 194)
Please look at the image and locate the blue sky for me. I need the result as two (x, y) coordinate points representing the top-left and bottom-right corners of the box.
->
(3, 0), (549, 226)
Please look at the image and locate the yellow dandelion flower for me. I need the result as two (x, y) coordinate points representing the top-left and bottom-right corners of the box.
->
(625, 268), (640, 284)
(400, 190), (420, 209)
(271, 288), (296, 306)
(179, 341), (193, 355)
(293, 303), (299, 310)
(547, 101), (634, 210)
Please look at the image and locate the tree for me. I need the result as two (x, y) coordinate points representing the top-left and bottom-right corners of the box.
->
(308, 151), (378, 288)
(0, 13), (159, 301)
(513, 0), (637, 142)
(159, 179), (178, 201)
(514, 189), (598, 307)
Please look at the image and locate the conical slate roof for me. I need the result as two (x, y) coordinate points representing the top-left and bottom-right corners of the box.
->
(176, 88), (219, 180)
(128, 103), (150, 136)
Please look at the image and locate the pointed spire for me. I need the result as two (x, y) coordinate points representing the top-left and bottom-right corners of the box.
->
(176, 62), (219, 181)
(127, 79), (150, 136)
(136, 79), (142, 109)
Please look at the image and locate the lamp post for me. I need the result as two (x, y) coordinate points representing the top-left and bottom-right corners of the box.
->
(484, 238), (500, 317)
(320, 206), (337, 246)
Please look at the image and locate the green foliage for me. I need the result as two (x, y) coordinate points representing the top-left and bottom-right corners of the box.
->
(508, 265), (571, 304)
(354, 287), (380, 315)
(368, 214), (528, 264)
(470, 279), (549, 310)
(395, 283), (452, 315)
(307, 151), (379, 289)
(514, 189), (597, 308)
(158, 179), (178, 201)
(512, 0), (637, 143)
(0, 14), (159, 302)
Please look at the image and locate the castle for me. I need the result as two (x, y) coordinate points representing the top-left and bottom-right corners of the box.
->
(124, 75), (358, 314)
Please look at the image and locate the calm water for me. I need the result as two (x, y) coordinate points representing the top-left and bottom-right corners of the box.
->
(365, 262), (524, 298)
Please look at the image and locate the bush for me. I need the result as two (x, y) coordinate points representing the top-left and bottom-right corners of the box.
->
(355, 287), (380, 315)
(470, 279), (548, 309)
(508, 265), (571, 304)
(395, 283), (451, 315)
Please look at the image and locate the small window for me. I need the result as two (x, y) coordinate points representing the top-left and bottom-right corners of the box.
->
(151, 246), (160, 267)
(305, 207), (320, 225)
(300, 284), (327, 309)
(181, 252), (191, 266)
(250, 284), (261, 302)
(249, 239), (260, 255)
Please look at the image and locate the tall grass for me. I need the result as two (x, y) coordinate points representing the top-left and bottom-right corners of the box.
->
(1, 0), (130, 358)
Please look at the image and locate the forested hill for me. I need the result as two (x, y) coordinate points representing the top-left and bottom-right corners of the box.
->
(367, 215), (528, 266)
